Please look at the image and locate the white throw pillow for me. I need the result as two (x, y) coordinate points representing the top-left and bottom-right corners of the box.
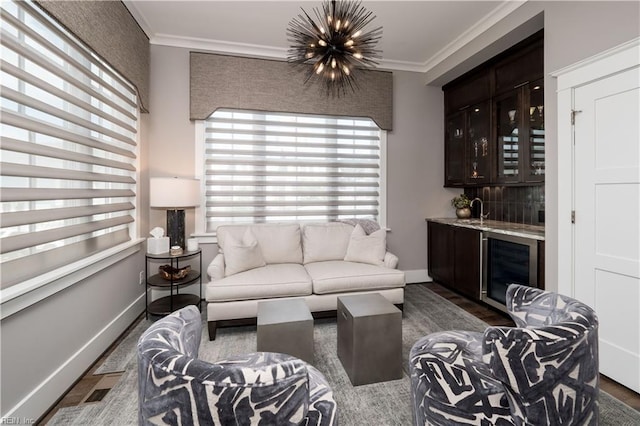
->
(224, 229), (266, 276)
(302, 222), (353, 263)
(344, 224), (386, 266)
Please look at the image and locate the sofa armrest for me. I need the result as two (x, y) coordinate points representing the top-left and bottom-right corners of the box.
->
(384, 251), (399, 269)
(207, 253), (225, 281)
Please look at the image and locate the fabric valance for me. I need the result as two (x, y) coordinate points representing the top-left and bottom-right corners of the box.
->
(35, 0), (150, 112)
(190, 52), (393, 131)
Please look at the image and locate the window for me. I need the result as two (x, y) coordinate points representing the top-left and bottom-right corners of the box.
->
(200, 109), (385, 232)
(0, 0), (138, 290)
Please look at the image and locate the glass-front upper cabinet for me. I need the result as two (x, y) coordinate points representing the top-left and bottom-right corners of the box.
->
(494, 80), (544, 184)
(495, 91), (521, 183)
(466, 102), (490, 184)
(445, 112), (466, 186)
(445, 102), (491, 187)
(526, 80), (544, 182)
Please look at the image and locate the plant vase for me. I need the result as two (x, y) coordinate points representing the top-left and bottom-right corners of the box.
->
(456, 207), (472, 219)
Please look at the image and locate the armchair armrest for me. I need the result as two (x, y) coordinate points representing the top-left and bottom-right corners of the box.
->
(384, 251), (399, 269)
(482, 323), (597, 393)
(140, 349), (311, 424)
(207, 253), (225, 281)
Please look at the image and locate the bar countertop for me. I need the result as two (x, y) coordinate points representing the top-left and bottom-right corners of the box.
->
(426, 217), (545, 241)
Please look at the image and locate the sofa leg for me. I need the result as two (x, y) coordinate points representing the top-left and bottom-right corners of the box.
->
(208, 321), (218, 340)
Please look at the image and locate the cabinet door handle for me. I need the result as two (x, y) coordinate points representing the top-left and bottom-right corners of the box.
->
(513, 80), (530, 89)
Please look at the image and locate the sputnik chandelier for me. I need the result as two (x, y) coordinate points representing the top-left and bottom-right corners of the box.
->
(287, 0), (382, 96)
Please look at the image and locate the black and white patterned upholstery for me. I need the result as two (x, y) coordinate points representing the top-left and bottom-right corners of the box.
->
(410, 284), (599, 426)
(137, 305), (337, 425)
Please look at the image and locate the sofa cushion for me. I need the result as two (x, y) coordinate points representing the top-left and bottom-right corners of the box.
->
(344, 224), (386, 266)
(217, 223), (303, 264)
(224, 228), (266, 276)
(206, 264), (312, 302)
(305, 260), (405, 295)
(302, 222), (353, 264)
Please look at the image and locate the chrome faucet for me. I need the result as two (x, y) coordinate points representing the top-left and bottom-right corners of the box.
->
(471, 198), (490, 224)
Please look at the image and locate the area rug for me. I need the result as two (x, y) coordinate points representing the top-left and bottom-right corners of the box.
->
(48, 284), (640, 425)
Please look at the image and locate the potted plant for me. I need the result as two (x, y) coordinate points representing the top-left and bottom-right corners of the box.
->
(451, 194), (472, 219)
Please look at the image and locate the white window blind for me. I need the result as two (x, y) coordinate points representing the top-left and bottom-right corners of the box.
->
(0, 0), (138, 289)
(203, 109), (382, 232)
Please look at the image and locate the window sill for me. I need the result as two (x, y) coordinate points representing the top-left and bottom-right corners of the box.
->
(190, 233), (218, 244)
(189, 227), (390, 245)
(0, 239), (145, 320)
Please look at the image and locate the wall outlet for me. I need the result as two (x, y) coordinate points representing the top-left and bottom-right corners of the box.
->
(139, 271), (144, 285)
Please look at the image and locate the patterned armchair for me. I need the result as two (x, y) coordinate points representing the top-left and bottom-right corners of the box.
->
(137, 305), (337, 425)
(409, 284), (599, 426)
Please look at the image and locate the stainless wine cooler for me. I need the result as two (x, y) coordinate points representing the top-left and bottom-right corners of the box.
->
(482, 231), (539, 312)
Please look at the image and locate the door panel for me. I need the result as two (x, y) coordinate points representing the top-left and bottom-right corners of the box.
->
(574, 67), (640, 391)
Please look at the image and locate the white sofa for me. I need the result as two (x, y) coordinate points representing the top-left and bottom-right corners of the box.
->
(206, 222), (406, 340)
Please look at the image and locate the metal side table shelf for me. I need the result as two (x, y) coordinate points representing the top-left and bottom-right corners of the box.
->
(145, 249), (202, 318)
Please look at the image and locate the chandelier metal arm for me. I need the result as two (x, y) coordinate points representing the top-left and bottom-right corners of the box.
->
(286, 0), (383, 97)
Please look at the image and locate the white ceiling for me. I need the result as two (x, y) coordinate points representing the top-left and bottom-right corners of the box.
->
(125, 1), (526, 73)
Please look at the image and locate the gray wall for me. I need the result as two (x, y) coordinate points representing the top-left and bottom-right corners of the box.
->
(0, 252), (146, 421)
(386, 71), (458, 273)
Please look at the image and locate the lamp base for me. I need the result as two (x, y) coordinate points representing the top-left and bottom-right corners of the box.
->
(167, 209), (185, 249)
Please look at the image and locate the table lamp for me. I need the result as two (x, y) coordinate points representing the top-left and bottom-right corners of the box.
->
(150, 177), (200, 249)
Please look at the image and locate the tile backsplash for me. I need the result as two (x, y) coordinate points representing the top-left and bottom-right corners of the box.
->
(464, 186), (545, 226)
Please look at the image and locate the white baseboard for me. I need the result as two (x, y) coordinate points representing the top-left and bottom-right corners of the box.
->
(4, 295), (145, 422)
(403, 269), (432, 284)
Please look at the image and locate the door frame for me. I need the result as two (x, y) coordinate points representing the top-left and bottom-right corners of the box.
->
(552, 37), (640, 297)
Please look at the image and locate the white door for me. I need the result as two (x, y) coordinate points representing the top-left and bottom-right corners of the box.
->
(573, 66), (640, 391)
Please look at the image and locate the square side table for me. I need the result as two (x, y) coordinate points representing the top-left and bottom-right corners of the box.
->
(257, 298), (314, 363)
(337, 293), (402, 385)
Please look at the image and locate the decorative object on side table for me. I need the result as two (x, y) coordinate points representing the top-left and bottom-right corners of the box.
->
(159, 264), (191, 281)
(150, 177), (200, 249)
(147, 226), (170, 254)
(451, 193), (472, 218)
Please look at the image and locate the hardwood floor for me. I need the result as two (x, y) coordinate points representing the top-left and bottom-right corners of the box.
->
(40, 282), (639, 423)
(424, 281), (640, 412)
(39, 315), (144, 424)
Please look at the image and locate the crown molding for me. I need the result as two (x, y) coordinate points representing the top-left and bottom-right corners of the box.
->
(377, 59), (428, 73)
(131, 0), (527, 75)
(420, 0), (528, 75)
(150, 33), (428, 72)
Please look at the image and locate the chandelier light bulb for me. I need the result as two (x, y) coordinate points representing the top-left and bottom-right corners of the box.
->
(287, 0), (383, 96)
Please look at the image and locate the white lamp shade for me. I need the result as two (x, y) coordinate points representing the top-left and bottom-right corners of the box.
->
(150, 177), (200, 208)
